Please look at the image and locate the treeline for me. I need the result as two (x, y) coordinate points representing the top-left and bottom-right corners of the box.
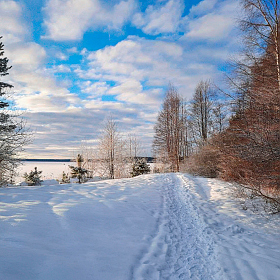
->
(153, 0), (280, 211)
(152, 81), (227, 175)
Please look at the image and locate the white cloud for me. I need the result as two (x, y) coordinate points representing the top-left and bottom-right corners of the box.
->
(75, 36), (224, 113)
(108, 79), (159, 105)
(0, 4), (80, 114)
(0, 0), (242, 158)
(17, 93), (67, 112)
(6, 42), (47, 71)
(87, 37), (184, 78)
(0, 0), (28, 44)
(67, 47), (78, 54)
(51, 64), (71, 73)
(79, 81), (109, 97)
(184, 0), (240, 42)
(189, 0), (218, 15)
(186, 14), (234, 41)
(43, 0), (136, 41)
(4, 42), (80, 113)
(132, 0), (184, 35)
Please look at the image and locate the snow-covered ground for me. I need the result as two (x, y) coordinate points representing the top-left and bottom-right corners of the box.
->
(0, 173), (279, 280)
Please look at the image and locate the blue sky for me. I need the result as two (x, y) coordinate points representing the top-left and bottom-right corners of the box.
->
(1, 0), (241, 158)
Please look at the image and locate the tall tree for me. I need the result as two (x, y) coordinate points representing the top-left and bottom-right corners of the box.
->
(98, 117), (126, 179)
(0, 38), (28, 184)
(189, 80), (212, 144)
(153, 84), (188, 172)
(188, 80), (225, 146)
(127, 134), (142, 160)
(233, 0), (280, 105)
(218, 0), (280, 209)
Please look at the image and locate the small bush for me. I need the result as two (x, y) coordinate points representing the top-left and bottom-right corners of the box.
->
(23, 167), (42, 186)
(60, 171), (70, 184)
(184, 144), (220, 178)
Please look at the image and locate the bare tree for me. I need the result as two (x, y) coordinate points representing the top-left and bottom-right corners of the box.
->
(127, 134), (142, 160)
(242, 0), (280, 89)
(188, 80), (222, 146)
(153, 84), (188, 172)
(98, 117), (126, 179)
(126, 134), (143, 176)
(230, 0), (280, 106)
(191, 81), (211, 142)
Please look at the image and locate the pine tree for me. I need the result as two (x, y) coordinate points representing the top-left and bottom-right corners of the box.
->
(131, 159), (150, 177)
(69, 165), (88, 183)
(0, 37), (29, 185)
(69, 154), (88, 183)
(60, 171), (70, 184)
(23, 167), (42, 186)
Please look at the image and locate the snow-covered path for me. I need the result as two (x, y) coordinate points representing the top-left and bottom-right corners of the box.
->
(133, 174), (221, 279)
(0, 173), (279, 279)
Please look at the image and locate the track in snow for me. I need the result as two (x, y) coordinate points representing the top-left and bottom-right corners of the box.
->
(132, 174), (222, 280)
(180, 174), (280, 280)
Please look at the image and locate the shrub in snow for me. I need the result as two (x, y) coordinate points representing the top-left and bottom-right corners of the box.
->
(23, 167), (42, 186)
(69, 166), (88, 183)
(131, 159), (150, 177)
(153, 167), (160, 173)
(183, 144), (220, 178)
(60, 171), (70, 184)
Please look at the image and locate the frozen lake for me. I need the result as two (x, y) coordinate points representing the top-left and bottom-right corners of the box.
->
(16, 161), (73, 183)
(15, 160), (154, 184)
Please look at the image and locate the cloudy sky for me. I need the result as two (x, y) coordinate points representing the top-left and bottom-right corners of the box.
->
(1, 0), (241, 159)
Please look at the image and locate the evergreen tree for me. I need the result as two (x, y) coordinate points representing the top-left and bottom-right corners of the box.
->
(69, 165), (88, 183)
(0, 37), (28, 185)
(23, 167), (42, 186)
(131, 159), (150, 177)
(60, 171), (70, 184)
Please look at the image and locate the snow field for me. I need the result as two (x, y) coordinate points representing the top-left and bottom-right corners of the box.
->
(0, 173), (280, 280)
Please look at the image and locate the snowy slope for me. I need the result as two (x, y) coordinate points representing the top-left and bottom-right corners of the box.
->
(0, 173), (279, 280)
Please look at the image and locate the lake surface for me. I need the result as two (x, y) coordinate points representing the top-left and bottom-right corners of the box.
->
(16, 161), (73, 183)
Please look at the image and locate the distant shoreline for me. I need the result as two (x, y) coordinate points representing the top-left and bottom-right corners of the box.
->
(21, 159), (72, 162)
(21, 157), (154, 163)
